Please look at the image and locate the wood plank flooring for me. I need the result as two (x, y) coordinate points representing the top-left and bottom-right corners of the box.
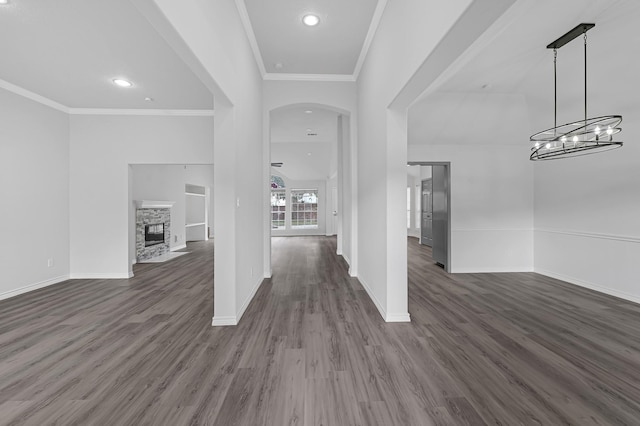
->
(1, 236), (640, 425)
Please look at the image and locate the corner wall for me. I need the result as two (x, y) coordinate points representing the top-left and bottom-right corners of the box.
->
(357, 0), (473, 321)
(0, 88), (70, 300)
(148, 0), (265, 325)
(533, 111), (640, 303)
(530, 3), (640, 303)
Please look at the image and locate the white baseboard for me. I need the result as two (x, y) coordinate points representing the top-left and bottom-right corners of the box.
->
(211, 316), (237, 326)
(211, 276), (264, 327)
(357, 275), (387, 321)
(452, 266), (534, 273)
(357, 275), (411, 323)
(236, 276), (264, 323)
(535, 268), (640, 305)
(386, 313), (411, 322)
(0, 275), (70, 301)
(69, 272), (133, 279)
(171, 244), (187, 251)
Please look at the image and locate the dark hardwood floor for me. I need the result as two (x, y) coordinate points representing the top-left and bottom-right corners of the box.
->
(1, 237), (639, 425)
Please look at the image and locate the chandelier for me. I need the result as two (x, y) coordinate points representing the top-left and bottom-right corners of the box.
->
(529, 23), (622, 160)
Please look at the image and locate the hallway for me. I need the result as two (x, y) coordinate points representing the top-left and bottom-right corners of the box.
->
(1, 237), (639, 424)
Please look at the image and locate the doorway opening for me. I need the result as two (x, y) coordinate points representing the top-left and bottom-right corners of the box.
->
(407, 162), (451, 273)
(266, 103), (354, 279)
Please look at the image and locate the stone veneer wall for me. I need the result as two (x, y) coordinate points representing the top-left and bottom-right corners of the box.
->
(136, 208), (171, 261)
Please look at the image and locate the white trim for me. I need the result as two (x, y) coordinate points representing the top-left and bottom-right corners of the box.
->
(386, 313), (411, 322)
(0, 79), (215, 116)
(233, 0), (267, 77)
(453, 228), (534, 232)
(171, 244), (187, 251)
(69, 272), (133, 279)
(236, 277), (264, 323)
(68, 109), (214, 116)
(353, 0), (389, 80)
(357, 275), (387, 321)
(0, 275), (70, 301)
(0, 78), (69, 113)
(535, 228), (640, 244)
(136, 200), (175, 209)
(263, 73), (356, 82)
(452, 266), (534, 273)
(212, 316), (237, 326)
(535, 268), (640, 305)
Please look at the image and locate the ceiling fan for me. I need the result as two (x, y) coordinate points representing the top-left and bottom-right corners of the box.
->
(270, 162), (283, 167)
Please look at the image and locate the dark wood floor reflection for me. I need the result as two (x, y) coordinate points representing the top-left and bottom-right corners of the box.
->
(1, 237), (640, 425)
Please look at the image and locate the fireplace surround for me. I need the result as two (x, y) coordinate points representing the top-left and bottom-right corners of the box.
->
(135, 201), (174, 262)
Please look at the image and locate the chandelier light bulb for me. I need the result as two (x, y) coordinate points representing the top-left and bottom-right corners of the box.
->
(535, 142), (540, 148)
(572, 135), (579, 143)
(561, 136), (567, 143)
(606, 126), (613, 135)
(545, 143), (551, 149)
(594, 126), (601, 135)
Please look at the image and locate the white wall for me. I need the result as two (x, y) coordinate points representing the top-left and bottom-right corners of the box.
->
(148, 0), (264, 325)
(357, 0), (473, 322)
(69, 114), (214, 279)
(409, 144), (534, 272)
(129, 164), (214, 262)
(184, 164), (214, 235)
(408, 92), (534, 272)
(0, 88), (70, 300)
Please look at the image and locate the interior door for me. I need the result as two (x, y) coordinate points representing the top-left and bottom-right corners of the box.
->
(420, 179), (433, 247)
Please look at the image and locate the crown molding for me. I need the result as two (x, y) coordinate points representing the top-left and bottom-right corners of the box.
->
(263, 73), (356, 82)
(234, 0), (267, 78)
(353, 0), (389, 80)
(68, 109), (214, 116)
(0, 78), (69, 113)
(1, 78), (214, 116)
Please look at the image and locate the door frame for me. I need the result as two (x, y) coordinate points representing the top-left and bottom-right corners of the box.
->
(408, 161), (451, 273)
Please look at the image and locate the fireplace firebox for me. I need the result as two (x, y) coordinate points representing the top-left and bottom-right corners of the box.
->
(145, 223), (165, 247)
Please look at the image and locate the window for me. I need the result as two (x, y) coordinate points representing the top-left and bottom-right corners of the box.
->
(291, 189), (318, 229)
(415, 184), (421, 229)
(271, 189), (286, 229)
(270, 175), (285, 189)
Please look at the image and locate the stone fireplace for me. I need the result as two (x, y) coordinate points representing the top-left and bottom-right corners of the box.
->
(135, 201), (174, 262)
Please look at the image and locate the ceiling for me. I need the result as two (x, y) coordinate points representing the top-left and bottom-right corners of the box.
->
(271, 106), (338, 181)
(271, 107), (338, 143)
(408, 0), (635, 145)
(242, 0), (381, 77)
(0, 0), (213, 109)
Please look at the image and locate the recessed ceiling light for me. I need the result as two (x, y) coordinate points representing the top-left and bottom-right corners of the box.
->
(112, 78), (133, 88)
(275, 62), (284, 70)
(302, 14), (320, 26)
(144, 97), (153, 102)
(304, 110), (313, 114)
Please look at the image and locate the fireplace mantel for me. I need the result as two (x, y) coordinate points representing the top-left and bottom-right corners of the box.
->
(136, 200), (175, 209)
